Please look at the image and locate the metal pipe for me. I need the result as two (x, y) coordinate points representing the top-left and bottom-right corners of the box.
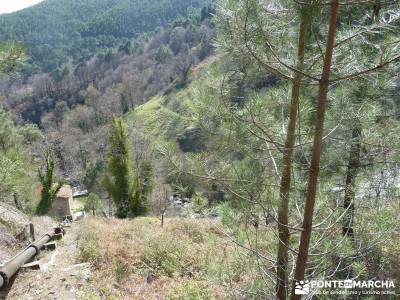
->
(0, 231), (56, 289)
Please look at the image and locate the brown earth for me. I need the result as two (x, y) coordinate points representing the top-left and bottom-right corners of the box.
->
(1, 222), (94, 300)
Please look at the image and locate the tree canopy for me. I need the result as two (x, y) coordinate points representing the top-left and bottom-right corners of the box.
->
(0, 0), (212, 74)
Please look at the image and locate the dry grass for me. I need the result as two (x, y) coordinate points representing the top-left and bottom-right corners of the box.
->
(77, 208), (400, 299)
(77, 217), (255, 300)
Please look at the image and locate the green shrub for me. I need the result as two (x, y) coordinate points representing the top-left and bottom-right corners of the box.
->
(178, 221), (205, 243)
(177, 126), (206, 153)
(84, 193), (103, 215)
(192, 192), (208, 214)
(79, 232), (102, 267)
(36, 149), (64, 215)
(142, 237), (192, 277)
(82, 291), (101, 300)
(115, 262), (130, 283)
(168, 281), (214, 300)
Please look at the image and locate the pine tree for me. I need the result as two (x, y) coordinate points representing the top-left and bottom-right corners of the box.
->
(0, 42), (25, 74)
(36, 149), (63, 215)
(183, 1), (400, 298)
(155, 45), (172, 63)
(84, 193), (103, 216)
(103, 116), (148, 218)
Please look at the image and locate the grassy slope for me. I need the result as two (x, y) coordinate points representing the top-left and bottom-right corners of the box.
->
(78, 216), (265, 299)
(126, 95), (186, 141)
(125, 56), (218, 145)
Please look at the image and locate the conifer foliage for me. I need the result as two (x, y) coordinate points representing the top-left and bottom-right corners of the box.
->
(103, 116), (149, 218)
(36, 149), (64, 215)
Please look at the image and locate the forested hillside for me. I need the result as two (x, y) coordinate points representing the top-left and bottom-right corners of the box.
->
(1, 1), (216, 192)
(0, 0), (212, 74)
(0, 108), (42, 211)
(1, 0), (400, 299)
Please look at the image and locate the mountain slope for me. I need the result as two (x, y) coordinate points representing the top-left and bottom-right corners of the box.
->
(81, 0), (210, 38)
(0, 0), (212, 73)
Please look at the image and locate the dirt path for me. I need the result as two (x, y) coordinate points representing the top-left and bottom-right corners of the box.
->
(1, 222), (94, 300)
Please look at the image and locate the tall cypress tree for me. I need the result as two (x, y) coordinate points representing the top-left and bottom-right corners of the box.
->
(103, 116), (148, 218)
(36, 149), (63, 215)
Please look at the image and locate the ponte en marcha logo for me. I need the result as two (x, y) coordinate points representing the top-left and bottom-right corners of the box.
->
(294, 279), (396, 296)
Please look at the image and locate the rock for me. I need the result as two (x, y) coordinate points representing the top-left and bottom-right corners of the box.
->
(207, 210), (220, 218)
(0, 202), (31, 262)
(177, 126), (206, 153)
(331, 186), (345, 193)
(185, 267), (196, 278)
(174, 200), (183, 206)
(112, 282), (120, 289)
(0, 202), (29, 239)
(74, 210), (86, 221)
(191, 213), (204, 219)
(146, 272), (155, 284)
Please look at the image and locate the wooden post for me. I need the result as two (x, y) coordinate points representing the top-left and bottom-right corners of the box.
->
(29, 223), (35, 242)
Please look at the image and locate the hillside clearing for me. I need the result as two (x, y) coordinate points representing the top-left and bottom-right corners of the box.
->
(77, 217), (270, 299)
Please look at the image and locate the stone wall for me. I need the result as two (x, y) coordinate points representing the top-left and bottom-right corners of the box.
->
(49, 185), (73, 218)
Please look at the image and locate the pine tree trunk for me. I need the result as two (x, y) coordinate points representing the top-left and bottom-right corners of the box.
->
(276, 17), (307, 300)
(13, 193), (22, 210)
(336, 123), (362, 282)
(342, 122), (362, 240)
(290, 1), (339, 298)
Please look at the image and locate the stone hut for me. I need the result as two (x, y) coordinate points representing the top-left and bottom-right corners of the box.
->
(50, 185), (73, 218)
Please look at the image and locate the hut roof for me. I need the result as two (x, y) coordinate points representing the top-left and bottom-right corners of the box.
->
(56, 185), (73, 199)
